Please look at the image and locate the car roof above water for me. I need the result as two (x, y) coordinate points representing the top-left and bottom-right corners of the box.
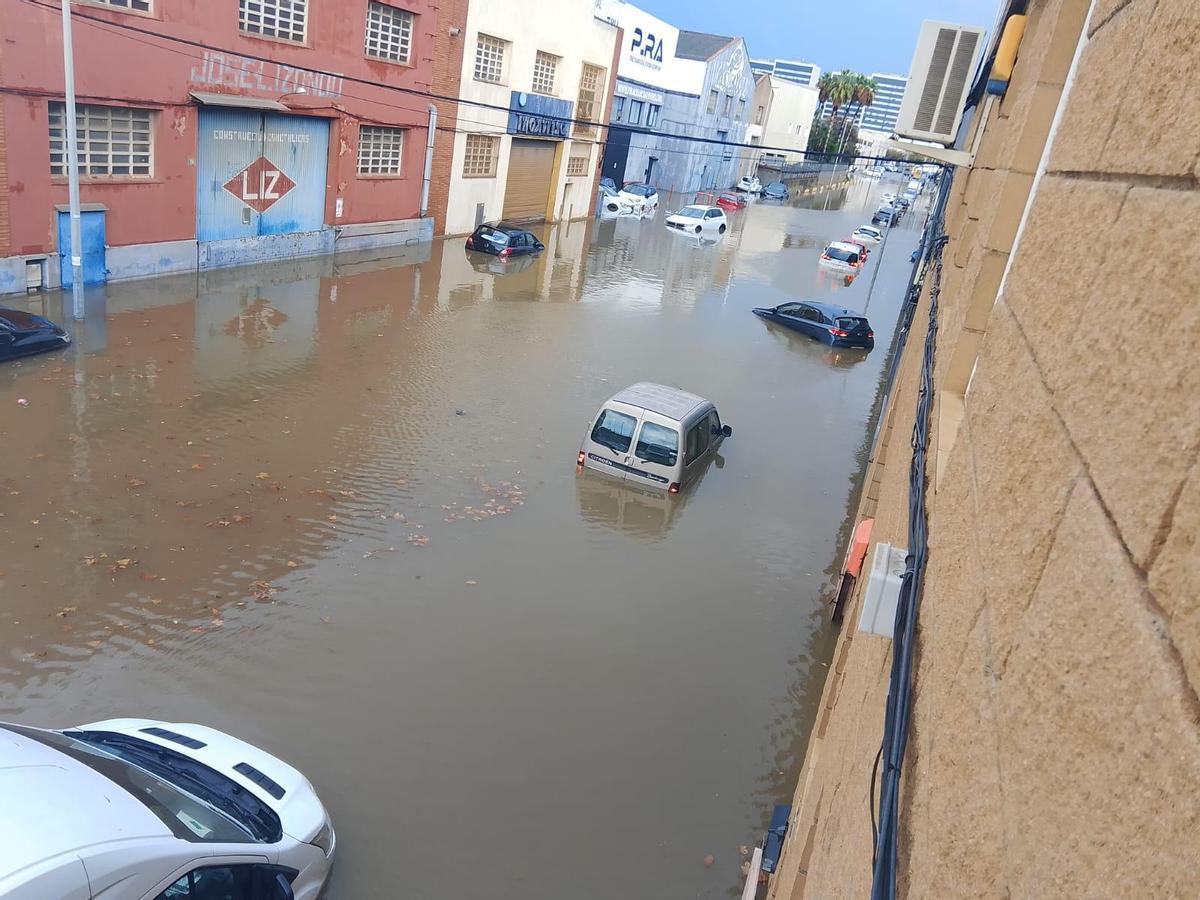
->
(608, 382), (710, 422)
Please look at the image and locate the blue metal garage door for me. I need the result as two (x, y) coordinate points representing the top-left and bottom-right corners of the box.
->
(196, 109), (329, 242)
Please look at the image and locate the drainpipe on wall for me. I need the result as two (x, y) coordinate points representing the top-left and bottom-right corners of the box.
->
(420, 103), (437, 218)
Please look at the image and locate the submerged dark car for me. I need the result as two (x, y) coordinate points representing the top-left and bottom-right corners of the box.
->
(752, 300), (874, 349)
(0, 308), (70, 362)
(465, 222), (545, 259)
(761, 181), (789, 200)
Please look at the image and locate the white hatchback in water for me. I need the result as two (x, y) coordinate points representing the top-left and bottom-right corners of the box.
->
(665, 204), (727, 235)
(0, 719), (334, 900)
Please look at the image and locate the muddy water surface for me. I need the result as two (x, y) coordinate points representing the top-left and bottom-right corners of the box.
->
(0, 179), (922, 899)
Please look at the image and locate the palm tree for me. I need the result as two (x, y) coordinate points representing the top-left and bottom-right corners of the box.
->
(819, 72), (854, 154)
(832, 74), (877, 159)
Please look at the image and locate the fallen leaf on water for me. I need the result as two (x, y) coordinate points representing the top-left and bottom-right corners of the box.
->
(114, 558), (134, 569)
(407, 534), (429, 547)
(256, 472), (271, 479)
(286, 560), (299, 568)
(147, 639), (157, 646)
(140, 572), (158, 581)
(150, 598), (162, 605)
(703, 855), (715, 868)
(465, 580), (478, 586)
(741, 861), (751, 877)
(232, 514), (250, 524)
(211, 618), (224, 627)
(190, 463), (204, 471)
(55, 606), (78, 618)
(127, 477), (147, 488)
(320, 616), (331, 625)
(739, 845), (750, 858)
(190, 626), (206, 633)
(327, 514), (338, 522)
(175, 500), (195, 508)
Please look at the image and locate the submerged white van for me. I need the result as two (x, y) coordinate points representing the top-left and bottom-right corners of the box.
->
(577, 383), (731, 493)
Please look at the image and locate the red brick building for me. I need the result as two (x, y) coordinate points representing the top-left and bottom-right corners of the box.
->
(0, 0), (467, 293)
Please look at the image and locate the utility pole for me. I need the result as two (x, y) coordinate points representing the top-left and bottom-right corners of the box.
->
(61, 0), (85, 320)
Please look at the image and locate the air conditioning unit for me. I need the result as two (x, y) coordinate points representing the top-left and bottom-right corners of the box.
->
(895, 20), (986, 146)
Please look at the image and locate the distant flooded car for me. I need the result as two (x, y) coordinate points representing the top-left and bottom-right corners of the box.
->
(753, 301), (874, 350)
(616, 183), (659, 211)
(761, 182), (789, 200)
(665, 204), (727, 235)
(735, 176), (762, 194)
(819, 241), (864, 271)
(852, 225), (883, 243)
(465, 223), (544, 259)
(578, 382), (731, 494)
(0, 308), (70, 362)
(715, 192), (747, 211)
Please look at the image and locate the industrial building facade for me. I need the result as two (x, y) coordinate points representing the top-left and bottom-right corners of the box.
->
(0, 0), (460, 294)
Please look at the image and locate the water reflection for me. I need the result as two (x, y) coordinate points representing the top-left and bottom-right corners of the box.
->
(0, 181), (925, 900)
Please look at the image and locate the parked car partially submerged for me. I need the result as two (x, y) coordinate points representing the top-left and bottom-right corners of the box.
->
(752, 301), (875, 349)
(735, 176), (762, 194)
(852, 225), (883, 243)
(760, 181), (789, 200)
(0, 718), (334, 900)
(0, 308), (70, 362)
(616, 183), (659, 211)
(819, 241), (864, 270)
(665, 204), (727, 234)
(578, 383), (731, 494)
(465, 222), (545, 259)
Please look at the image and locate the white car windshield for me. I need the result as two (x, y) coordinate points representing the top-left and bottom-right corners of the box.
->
(676, 207), (707, 219)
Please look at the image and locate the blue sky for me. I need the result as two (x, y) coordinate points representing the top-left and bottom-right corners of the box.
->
(638, 0), (1002, 76)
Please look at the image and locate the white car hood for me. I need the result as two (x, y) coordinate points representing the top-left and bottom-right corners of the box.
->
(80, 719), (328, 843)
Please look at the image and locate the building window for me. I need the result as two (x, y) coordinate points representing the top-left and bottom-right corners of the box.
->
(627, 99), (643, 126)
(707, 89), (718, 114)
(474, 33), (507, 83)
(646, 104), (660, 128)
(357, 125), (404, 176)
(48, 102), (153, 178)
(566, 152), (588, 176)
(738, 99), (746, 118)
(717, 130), (731, 161)
(239, 0), (307, 43)
(363, 1), (413, 63)
(755, 104), (764, 125)
(614, 96), (625, 121)
(574, 63), (604, 136)
(722, 94), (733, 116)
(462, 134), (498, 177)
(90, 0), (151, 11)
(532, 51), (559, 96)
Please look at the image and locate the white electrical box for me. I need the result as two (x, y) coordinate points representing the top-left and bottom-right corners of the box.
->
(858, 542), (909, 639)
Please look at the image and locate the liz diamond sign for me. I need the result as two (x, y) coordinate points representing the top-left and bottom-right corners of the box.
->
(223, 157), (296, 213)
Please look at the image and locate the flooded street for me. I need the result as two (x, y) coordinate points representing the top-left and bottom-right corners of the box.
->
(1, 178), (922, 899)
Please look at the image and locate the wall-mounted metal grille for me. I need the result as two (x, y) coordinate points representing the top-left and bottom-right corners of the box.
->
(532, 51), (559, 96)
(357, 125), (405, 175)
(474, 34), (506, 83)
(574, 63), (604, 136)
(364, 1), (413, 63)
(239, 0), (307, 43)
(462, 134), (498, 177)
(49, 102), (153, 178)
(566, 153), (588, 176)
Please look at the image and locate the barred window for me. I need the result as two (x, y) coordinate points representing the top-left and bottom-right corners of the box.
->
(462, 134), (498, 177)
(474, 34), (506, 83)
(574, 63), (604, 136)
(707, 90), (718, 114)
(532, 51), (558, 96)
(90, 0), (151, 11)
(49, 102), (153, 178)
(357, 125), (405, 175)
(566, 153), (588, 176)
(239, 0), (307, 43)
(364, 1), (413, 63)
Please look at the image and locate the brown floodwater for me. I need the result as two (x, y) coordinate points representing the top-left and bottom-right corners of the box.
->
(0, 178), (922, 899)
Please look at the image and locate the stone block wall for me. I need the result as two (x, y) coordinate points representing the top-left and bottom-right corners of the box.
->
(768, 0), (1200, 895)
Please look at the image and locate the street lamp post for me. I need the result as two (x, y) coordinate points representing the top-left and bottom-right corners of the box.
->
(60, 0), (85, 320)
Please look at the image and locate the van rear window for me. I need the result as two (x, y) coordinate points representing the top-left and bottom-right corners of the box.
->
(635, 422), (679, 467)
(591, 409), (637, 453)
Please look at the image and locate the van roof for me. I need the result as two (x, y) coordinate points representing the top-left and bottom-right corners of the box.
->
(610, 382), (710, 421)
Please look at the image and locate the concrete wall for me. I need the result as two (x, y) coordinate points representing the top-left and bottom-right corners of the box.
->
(760, 78), (818, 163)
(766, 0), (1200, 896)
(442, 1), (616, 234)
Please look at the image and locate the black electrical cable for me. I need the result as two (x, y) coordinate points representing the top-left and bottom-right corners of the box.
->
(868, 170), (955, 900)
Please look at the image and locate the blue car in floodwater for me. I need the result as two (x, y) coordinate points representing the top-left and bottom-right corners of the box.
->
(753, 300), (874, 350)
(761, 181), (789, 200)
(0, 308), (70, 362)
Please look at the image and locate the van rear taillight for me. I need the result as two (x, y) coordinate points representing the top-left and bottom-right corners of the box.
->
(577, 451), (586, 467)
(668, 482), (680, 494)
(867, 331), (875, 338)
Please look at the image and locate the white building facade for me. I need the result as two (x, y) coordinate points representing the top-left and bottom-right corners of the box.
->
(757, 76), (820, 164)
(443, 1), (618, 233)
